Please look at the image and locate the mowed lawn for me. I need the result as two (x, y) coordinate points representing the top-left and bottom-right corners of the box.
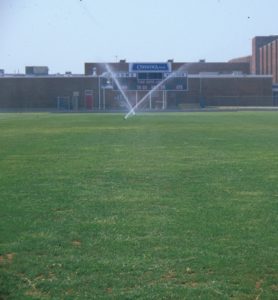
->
(0, 112), (277, 299)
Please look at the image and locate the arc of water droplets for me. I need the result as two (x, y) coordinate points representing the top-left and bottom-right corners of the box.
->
(104, 64), (135, 115)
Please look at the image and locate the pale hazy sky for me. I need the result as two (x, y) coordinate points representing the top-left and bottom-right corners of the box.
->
(1, 0), (277, 74)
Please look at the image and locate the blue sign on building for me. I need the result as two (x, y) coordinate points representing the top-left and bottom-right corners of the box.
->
(130, 63), (171, 72)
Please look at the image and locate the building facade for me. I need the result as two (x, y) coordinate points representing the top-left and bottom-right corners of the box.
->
(251, 35), (278, 83)
(0, 36), (277, 111)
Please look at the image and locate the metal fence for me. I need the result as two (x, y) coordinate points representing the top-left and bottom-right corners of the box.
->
(0, 94), (277, 112)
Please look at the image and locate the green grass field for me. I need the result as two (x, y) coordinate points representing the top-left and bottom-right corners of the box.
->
(0, 112), (277, 299)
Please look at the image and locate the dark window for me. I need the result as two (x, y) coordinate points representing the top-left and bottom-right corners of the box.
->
(138, 73), (163, 80)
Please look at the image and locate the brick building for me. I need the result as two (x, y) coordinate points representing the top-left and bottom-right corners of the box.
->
(251, 35), (278, 83)
(0, 68), (272, 111)
(0, 35), (277, 111)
